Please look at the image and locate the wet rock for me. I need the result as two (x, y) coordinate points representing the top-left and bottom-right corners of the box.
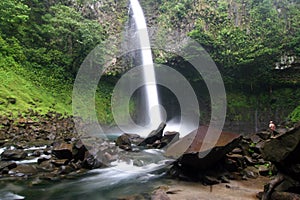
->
(258, 164), (271, 176)
(261, 124), (300, 180)
(0, 161), (17, 172)
(242, 166), (259, 179)
(82, 152), (103, 169)
(104, 152), (117, 162)
(223, 157), (239, 172)
(226, 153), (246, 170)
(227, 153), (244, 160)
(71, 144), (86, 162)
(59, 165), (74, 174)
(244, 155), (257, 165)
(69, 161), (82, 170)
(252, 153), (261, 159)
(51, 159), (69, 167)
(231, 147), (243, 154)
(271, 191), (300, 200)
(255, 141), (265, 150)
(37, 160), (56, 172)
(166, 126), (241, 170)
(157, 131), (180, 149)
(30, 150), (41, 157)
(274, 126), (288, 134)
(73, 140), (88, 161)
(238, 139), (252, 156)
(274, 176), (300, 193)
(261, 173), (285, 200)
(9, 164), (38, 176)
(52, 142), (73, 160)
(138, 122), (166, 146)
(0, 139), (7, 146)
(123, 133), (143, 145)
(47, 133), (56, 140)
(39, 172), (60, 181)
(256, 131), (271, 140)
(115, 134), (132, 151)
(37, 155), (51, 164)
(249, 133), (264, 143)
(1, 149), (27, 161)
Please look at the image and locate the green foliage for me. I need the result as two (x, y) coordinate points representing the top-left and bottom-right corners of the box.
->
(187, 0), (289, 89)
(289, 105), (300, 123)
(25, 3), (105, 77)
(0, 0), (112, 123)
(283, 2), (300, 54)
(1, 0), (300, 125)
(0, 62), (72, 116)
(0, 0), (30, 36)
(0, 0), (107, 79)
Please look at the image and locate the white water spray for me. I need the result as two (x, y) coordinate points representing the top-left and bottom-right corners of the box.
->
(129, 0), (163, 128)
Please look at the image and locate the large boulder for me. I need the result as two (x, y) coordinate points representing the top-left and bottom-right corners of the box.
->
(0, 161), (17, 173)
(52, 142), (73, 160)
(259, 123), (300, 200)
(271, 191), (300, 200)
(82, 152), (103, 169)
(115, 134), (133, 151)
(1, 149), (27, 161)
(9, 164), (38, 176)
(138, 122), (166, 146)
(166, 126), (241, 170)
(261, 123), (300, 181)
(156, 131), (180, 149)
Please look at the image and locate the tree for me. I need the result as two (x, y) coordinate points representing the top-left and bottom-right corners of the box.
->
(0, 0), (30, 36)
(41, 4), (104, 76)
(188, 0), (286, 90)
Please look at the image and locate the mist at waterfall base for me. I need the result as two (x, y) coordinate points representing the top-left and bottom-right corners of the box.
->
(117, 0), (199, 136)
(0, 1), (181, 200)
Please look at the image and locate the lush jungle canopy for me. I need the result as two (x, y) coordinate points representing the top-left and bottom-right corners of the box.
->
(0, 0), (300, 125)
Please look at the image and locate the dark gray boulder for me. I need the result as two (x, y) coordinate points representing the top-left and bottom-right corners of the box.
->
(1, 149), (27, 161)
(138, 122), (166, 146)
(115, 134), (133, 151)
(166, 126), (241, 170)
(261, 123), (300, 180)
(52, 142), (73, 160)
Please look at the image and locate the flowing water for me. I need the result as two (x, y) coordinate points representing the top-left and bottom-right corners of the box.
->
(128, 0), (163, 129)
(0, 143), (173, 200)
(0, 1), (178, 199)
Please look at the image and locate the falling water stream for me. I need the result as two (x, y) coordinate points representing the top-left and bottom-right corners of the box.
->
(129, 0), (163, 128)
(0, 1), (172, 199)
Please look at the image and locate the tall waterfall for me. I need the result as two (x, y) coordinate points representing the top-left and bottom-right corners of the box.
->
(129, 0), (163, 128)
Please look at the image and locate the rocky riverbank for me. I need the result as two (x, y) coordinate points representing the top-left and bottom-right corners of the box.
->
(0, 110), (119, 183)
(1, 110), (300, 199)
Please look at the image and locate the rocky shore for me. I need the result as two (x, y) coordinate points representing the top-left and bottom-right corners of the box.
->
(1, 110), (300, 199)
(0, 110), (118, 183)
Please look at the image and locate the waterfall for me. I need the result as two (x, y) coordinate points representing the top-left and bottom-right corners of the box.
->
(129, 0), (163, 128)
